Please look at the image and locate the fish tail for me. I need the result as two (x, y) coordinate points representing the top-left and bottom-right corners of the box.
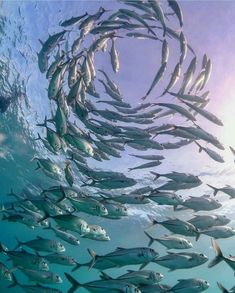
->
(71, 261), (82, 272)
(14, 237), (23, 250)
(207, 184), (219, 196)
(208, 238), (223, 268)
(194, 141), (202, 152)
(35, 133), (42, 141)
(38, 211), (51, 223)
(144, 231), (155, 247)
(8, 189), (17, 198)
(8, 274), (19, 288)
(36, 115), (48, 127)
(217, 282), (229, 293)
(87, 248), (97, 270)
(0, 242), (7, 253)
(150, 171), (160, 180)
(147, 214), (159, 227)
(64, 273), (81, 293)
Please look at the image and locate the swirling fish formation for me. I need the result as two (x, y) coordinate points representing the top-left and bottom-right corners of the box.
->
(0, 0), (234, 292)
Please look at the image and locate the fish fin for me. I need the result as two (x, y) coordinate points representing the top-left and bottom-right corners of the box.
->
(64, 273), (80, 293)
(100, 271), (113, 280)
(217, 282), (229, 293)
(207, 184), (219, 196)
(147, 214), (158, 227)
(35, 162), (41, 171)
(150, 171), (160, 180)
(116, 247), (124, 250)
(144, 231), (155, 247)
(208, 238), (223, 268)
(71, 261), (82, 272)
(139, 262), (148, 270)
(229, 146), (235, 156)
(36, 236), (43, 239)
(8, 274), (19, 288)
(87, 248), (97, 270)
(195, 232), (200, 241)
(14, 237), (23, 250)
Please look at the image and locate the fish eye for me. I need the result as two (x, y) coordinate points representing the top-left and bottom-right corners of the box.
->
(200, 253), (204, 257)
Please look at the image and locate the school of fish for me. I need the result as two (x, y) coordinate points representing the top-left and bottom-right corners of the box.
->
(1, 0), (235, 292)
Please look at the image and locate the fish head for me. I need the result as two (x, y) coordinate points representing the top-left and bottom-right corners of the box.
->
(40, 219), (49, 227)
(147, 247), (159, 260)
(53, 274), (63, 283)
(200, 279), (210, 290)
(40, 259), (49, 271)
(125, 284), (141, 293)
(57, 242), (66, 252)
(151, 271), (164, 282)
(3, 270), (12, 282)
(80, 222), (90, 235)
(216, 215), (230, 225)
(198, 253), (208, 263)
(184, 239), (193, 248)
(98, 204), (108, 216)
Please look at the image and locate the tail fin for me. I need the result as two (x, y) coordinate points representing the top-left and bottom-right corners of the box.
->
(207, 184), (219, 196)
(71, 262), (81, 272)
(35, 133), (42, 141)
(100, 271), (113, 280)
(14, 237), (24, 250)
(64, 273), (80, 293)
(36, 116), (47, 127)
(217, 282), (229, 293)
(194, 141), (203, 152)
(150, 171), (161, 180)
(87, 248), (97, 270)
(0, 242), (8, 253)
(208, 238), (223, 268)
(147, 214), (159, 227)
(144, 231), (155, 247)
(8, 274), (19, 288)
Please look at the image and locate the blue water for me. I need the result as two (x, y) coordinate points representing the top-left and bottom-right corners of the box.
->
(1, 1), (235, 292)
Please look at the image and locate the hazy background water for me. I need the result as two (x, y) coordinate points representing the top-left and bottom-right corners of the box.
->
(1, 0), (235, 292)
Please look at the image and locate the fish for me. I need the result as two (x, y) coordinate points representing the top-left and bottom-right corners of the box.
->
(188, 214), (230, 230)
(100, 270), (163, 286)
(0, 245), (49, 271)
(60, 12), (88, 27)
(19, 268), (62, 284)
(44, 253), (77, 266)
(129, 154), (165, 161)
(201, 226), (235, 239)
(181, 100), (223, 126)
(15, 236), (65, 253)
(44, 223), (80, 246)
(217, 282), (235, 293)
(69, 196), (108, 216)
(110, 38), (120, 73)
(207, 184), (235, 198)
(144, 231), (193, 249)
(148, 216), (200, 240)
(154, 251), (208, 271)
(142, 62), (167, 100)
(128, 161), (162, 172)
(161, 39), (169, 64)
(64, 161), (74, 186)
(195, 141), (224, 163)
(153, 102), (196, 121)
(170, 278), (210, 293)
(168, 0), (183, 27)
(179, 195), (222, 211)
(88, 246), (159, 270)
(148, 0), (166, 36)
(179, 32), (187, 64)
(148, 190), (183, 209)
(65, 273), (141, 293)
(150, 171), (201, 184)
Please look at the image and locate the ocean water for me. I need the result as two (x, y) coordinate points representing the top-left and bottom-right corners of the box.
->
(1, 0), (235, 292)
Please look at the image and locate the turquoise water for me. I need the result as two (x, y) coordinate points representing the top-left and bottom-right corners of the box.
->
(1, 1), (235, 292)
